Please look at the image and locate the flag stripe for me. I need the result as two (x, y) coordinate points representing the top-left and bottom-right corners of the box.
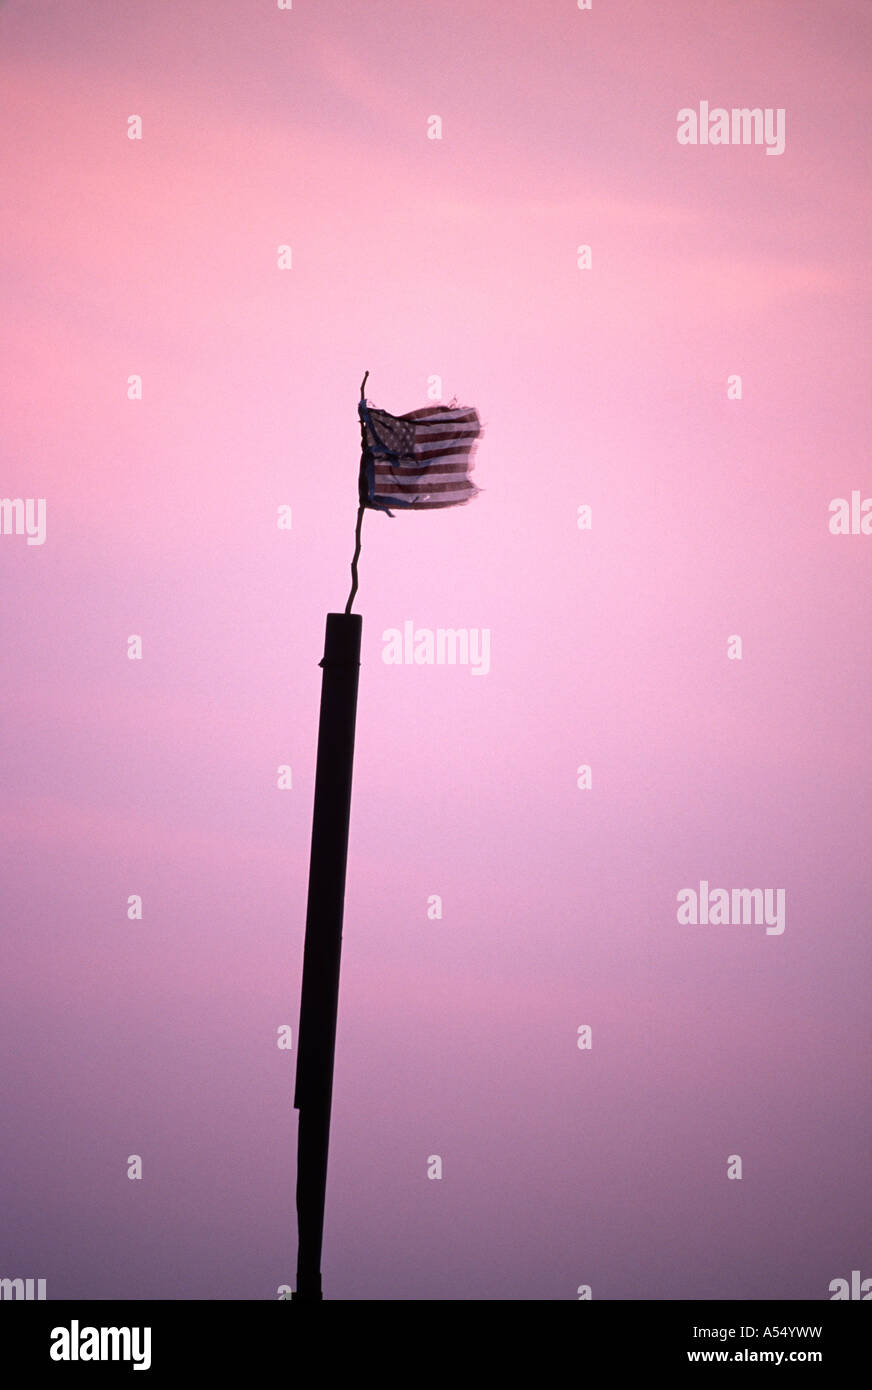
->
(365, 427), (480, 449)
(381, 496), (477, 509)
(371, 441), (478, 458)
(377, 451), (477, 468)
(372, 479), (478, 496)
(372, 479), (478, 495)
(373, 482), (473, 498)
(413, 449), (477, 464)
(412, 435), (479, 450)
(405, 422), (479, 437)
(404, 419), (479, 433)
(373, 457), (474, 475)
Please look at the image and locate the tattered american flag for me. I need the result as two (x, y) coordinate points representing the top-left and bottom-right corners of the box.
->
(357, 395), (483, 515)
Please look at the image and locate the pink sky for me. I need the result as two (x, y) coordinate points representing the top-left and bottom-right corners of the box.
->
(1, 0), (869, 1300)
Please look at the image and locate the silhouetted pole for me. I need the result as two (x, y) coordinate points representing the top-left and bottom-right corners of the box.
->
(292, 611), (362, 1300)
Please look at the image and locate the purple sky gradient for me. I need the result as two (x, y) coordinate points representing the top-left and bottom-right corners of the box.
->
(1, 0), (870, 1299)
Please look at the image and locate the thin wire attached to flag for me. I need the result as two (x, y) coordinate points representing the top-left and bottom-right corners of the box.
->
(344, 503), (364, 615)
(344, 372), (370, 614)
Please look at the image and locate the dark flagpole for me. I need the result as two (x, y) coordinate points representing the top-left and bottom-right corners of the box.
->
(291, 379), (368, 1301)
